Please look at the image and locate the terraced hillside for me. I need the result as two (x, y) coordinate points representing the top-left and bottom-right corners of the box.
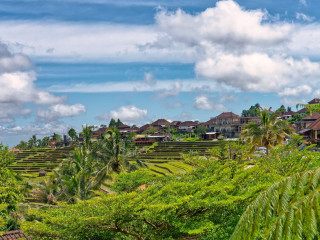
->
(136, 141), (219, 176)
(9, 147), (74, 178)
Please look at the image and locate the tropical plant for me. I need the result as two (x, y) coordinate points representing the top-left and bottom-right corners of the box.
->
(80, 125), (93, 150)
(68, 128), (78, 143)
(297, 102), (320, 113)
(241, 109), (294, 155)
(96, 129), (136, 175)
(0, 145), (23, 234)
(231, 168), (320, 240)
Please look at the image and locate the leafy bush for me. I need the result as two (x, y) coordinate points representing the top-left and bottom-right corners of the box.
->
(111, 169), (157, 192)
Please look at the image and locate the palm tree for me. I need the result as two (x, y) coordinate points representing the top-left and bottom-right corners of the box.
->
(55, 146), (103, 203)
(241, 109), (294, 155)
(96, 129), (136, 177)
(80, 125), (93, 151)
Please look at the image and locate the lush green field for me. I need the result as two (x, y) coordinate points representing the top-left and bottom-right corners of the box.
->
(9, 147), (74, 179)
(133, 141), (219, 176)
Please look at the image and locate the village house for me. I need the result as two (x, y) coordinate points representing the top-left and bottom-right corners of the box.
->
(178, 121), (199, 132)
(151, 119), (170, 131)
(296, 112), (320, 131)
(170, 121), (182, 129)
(279, 110), (296, 120)
(212, 112), (241, 138)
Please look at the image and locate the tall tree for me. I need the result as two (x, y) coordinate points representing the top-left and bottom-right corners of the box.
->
(52, 133), (62, 142)
(116, 118), (123, 127)
(241, 103), (261, 117)
(108, 118), (117, 128)
(68, 128), (78, 142)
(241, 109), (294, 155)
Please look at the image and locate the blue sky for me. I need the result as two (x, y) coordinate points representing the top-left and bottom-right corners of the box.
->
(0, 0), (320, 146)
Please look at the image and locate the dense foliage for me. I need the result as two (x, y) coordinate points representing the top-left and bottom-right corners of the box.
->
(241, 110), (294, 155)
(21, 139), (320, 240)
(0, 145), (23, 234)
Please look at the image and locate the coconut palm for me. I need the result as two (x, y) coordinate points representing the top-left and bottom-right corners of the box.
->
(96, 129), (136, 177)
(241, 109), (294, 155)
(55, 146), (103, 203)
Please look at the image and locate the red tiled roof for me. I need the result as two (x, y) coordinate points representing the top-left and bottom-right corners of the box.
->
(308, 98), (320, 104)
(139, 124), (151, 131)
(302, 112), (320, 120)
(0, 230), (27, 240)
(203, 118), (216, 125)
(170, 121), (181, 126)
(297, 108), (310, 114)
(179, 121), (199, 127)
(280, 110), (296, 116)
(94, 127), (107, 136)
(151, 119), (170, 126)
(117, 124), (130, 129)
(216, 112), (240, 118)
(308, 118), (320, 130)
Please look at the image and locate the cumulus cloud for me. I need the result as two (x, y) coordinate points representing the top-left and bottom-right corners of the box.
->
(194, 95), (227, 111)
(37, 104), (86, 122)
(0, 71), (64, 104)
(0, 42), (70, 123)
(0, 43), (32, 72)
(196, 53), (320, 92)
(155, 0), (291, 51)
(144, 1), (320, 97)
(0, 103), (31, 123)
(278, 85), (312, 97)
(296, 13), (314, 22)
(97, 105), (147, 123)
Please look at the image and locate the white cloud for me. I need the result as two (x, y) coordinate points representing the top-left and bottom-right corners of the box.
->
(97, 105), (147, 123)
(278, 85), (312, 97)
(0, 122), (70, 136)
(37, 104), (86, 122)
(48, 79), (230, 93)
(196, 53), (320, 92)
(296, 13), (314, 22)
(0, 43), (32, 72)
(156, 80), (182, 98)
(0, 103), (31, 123)
(0, 71), (64, 104)
(155, 1), (291, 51)
(193, 95), (227, 111)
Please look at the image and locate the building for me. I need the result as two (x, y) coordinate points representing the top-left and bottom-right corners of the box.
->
(296, 112), (320, 131)
(178, 121), (199, 132)
(298, 118), (320, 143)
(213, 112), (241, 138)
(280, 110), (296, 120)
(308, 98), (320, 104)
(208, 112), (260, 138)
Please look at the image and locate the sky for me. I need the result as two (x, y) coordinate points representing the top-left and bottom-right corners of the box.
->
(0, 0), (320, 147)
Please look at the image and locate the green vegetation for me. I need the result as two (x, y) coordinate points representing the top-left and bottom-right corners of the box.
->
(241, 109), (294, 155)
(21, 139), (320, 240)
(241, 103), (261, 117)
(0, 145), (24, 234)
(2, 113), (320, 239)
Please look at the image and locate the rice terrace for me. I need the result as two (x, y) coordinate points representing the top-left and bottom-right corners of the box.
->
(2, 0), (320, 239)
